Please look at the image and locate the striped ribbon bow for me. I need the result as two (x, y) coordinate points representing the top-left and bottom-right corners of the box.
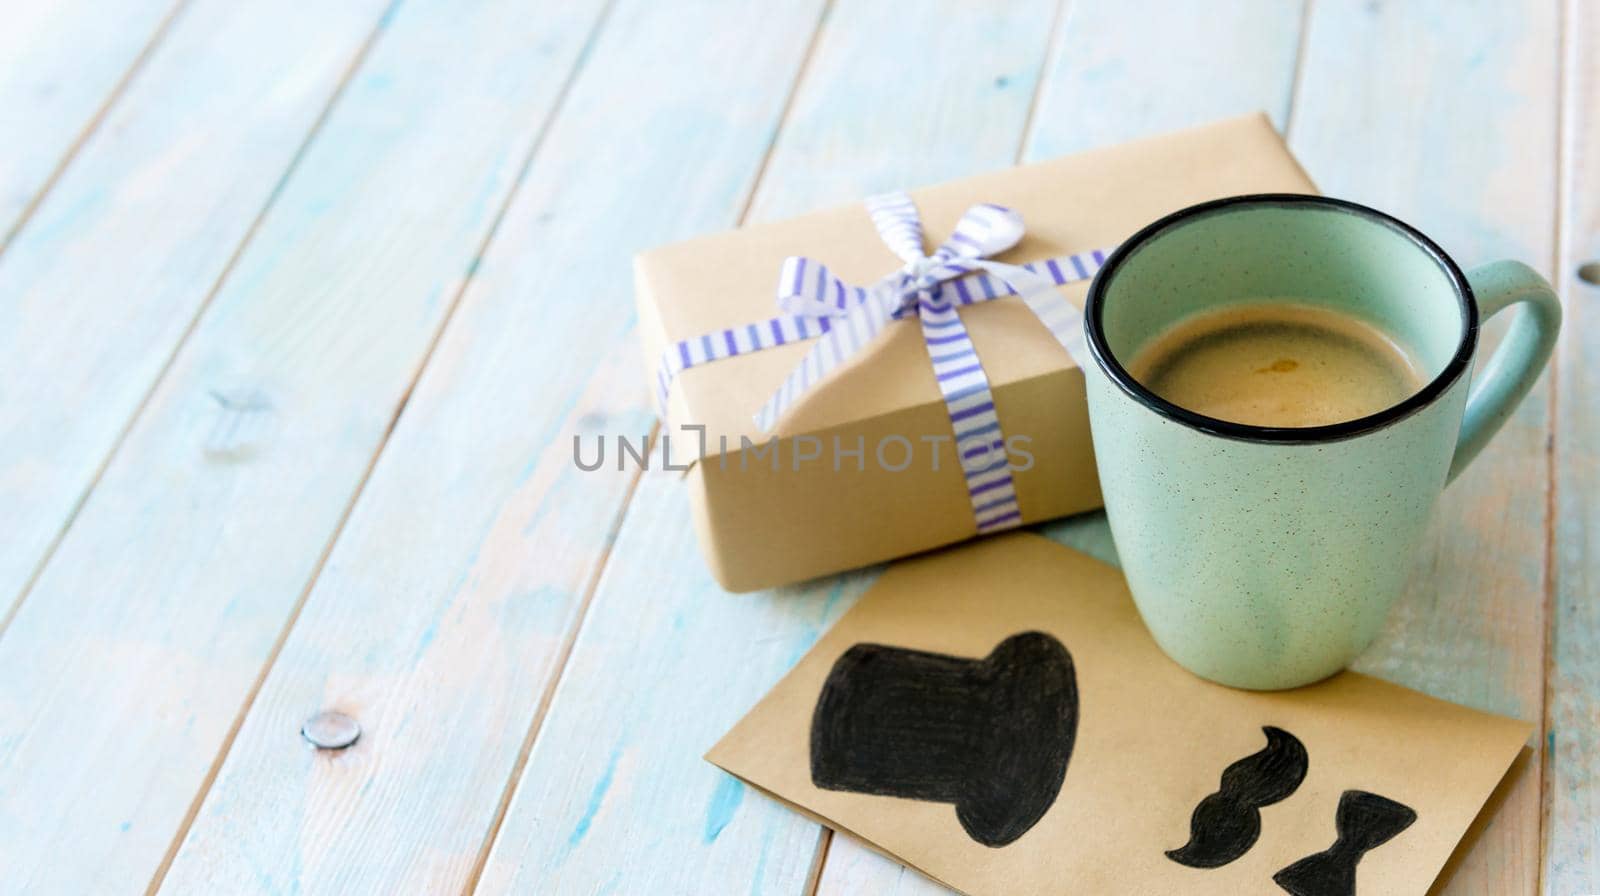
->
(655, 191), (1110, 534)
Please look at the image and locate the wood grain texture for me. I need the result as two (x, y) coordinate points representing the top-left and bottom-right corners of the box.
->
(0, 0), (389, 636)
(0, 0), (612, 890)
(1290, 2), (1560, 894)
(1548, 0), (1599, 888)
(476, 2), (1062, 891)
(159, 0), (828, 891)
(1026, 0), (1304, 159)
(0, 0), (179, 243)
(747, 0), (1056, 219)
(479, 467), (866, 894)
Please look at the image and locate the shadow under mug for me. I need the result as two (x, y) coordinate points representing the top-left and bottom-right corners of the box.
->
(1083, 194), (1561, 690)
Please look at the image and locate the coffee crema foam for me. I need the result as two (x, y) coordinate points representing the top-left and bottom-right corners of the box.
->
(1125, 301), (1426, 428)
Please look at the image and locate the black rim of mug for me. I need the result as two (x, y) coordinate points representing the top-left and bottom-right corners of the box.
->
(1083, 193), (1480, 444)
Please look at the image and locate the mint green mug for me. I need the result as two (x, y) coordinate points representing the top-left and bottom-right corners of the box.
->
(1083, 195), (1560, 690)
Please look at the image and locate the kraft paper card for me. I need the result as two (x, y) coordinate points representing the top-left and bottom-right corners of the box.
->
(707, 534), (1530, 896)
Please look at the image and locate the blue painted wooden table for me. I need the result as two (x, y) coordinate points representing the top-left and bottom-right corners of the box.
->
(0, 1), (1593, 893)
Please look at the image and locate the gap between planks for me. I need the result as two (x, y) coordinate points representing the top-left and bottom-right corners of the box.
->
(1538, 0), (1578, 889)
(1283, 0), (1314, 136)
(803, 826), (835, 896)
(457, 2), (836, 888)
(140, 1), (625, 889)
(1011, 0), (1072, 168)
(0, 0), (190, 258)
(459, 421), (655, 894)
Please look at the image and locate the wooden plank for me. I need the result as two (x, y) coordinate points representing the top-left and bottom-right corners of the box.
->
(1025, 0), (1304, 158)
(0, 0), (390, 634)
(0, 0), (612, 890)
(156, 0), (829, 892)
(747, 0), (1057, 219)
(1548, 0), (1600, 887)
(480, 468), (868, 894)
(819, 0), (1308, 887)
(0, 0), (180, 245)
(1289, 2), (1561, 894)
(473, 2), (1060, 891)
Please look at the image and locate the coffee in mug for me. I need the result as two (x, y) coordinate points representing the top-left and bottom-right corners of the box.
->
(1124, 301), (1425, 428)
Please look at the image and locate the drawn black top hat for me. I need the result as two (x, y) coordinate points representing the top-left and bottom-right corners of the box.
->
(809, 631), (1078, 847)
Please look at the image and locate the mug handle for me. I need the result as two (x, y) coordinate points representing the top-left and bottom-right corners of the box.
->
(1447, 260), (1562, 482)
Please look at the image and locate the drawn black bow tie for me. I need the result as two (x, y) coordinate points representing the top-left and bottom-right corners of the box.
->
(1273, 789), (1418, 896)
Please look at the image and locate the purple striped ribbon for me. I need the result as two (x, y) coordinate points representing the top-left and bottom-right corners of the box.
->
(655, 191), (1111, 535)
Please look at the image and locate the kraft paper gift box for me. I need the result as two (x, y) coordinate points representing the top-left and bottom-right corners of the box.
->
(636, 113), (1317, 592)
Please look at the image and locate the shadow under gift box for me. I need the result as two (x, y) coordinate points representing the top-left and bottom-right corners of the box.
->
(635, 113), (1318, 592)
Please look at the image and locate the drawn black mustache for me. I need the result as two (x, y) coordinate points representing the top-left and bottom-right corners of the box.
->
(1273, 789), (1417, 896)
(1166, 725), (1309, 868)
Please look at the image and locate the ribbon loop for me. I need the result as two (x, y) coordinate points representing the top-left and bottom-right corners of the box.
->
(865, 192), (927, 264)
(936, 203), (1026, 261)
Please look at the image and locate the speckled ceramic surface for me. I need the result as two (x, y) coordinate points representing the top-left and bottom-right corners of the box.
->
(1084, 195), (1561, 690)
